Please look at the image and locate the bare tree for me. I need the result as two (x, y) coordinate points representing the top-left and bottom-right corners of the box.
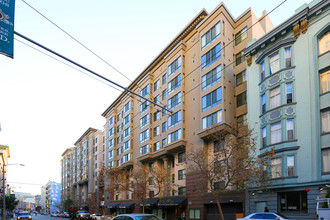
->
(106, 162), (170, 213)
(86, 192), (97, 214)
(186, 126), (274, 220)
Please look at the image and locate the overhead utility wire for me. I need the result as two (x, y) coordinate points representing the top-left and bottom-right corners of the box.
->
(20, 0), (170, 114)
(14, 31), (173, 114)
(14, 38), (124, 94)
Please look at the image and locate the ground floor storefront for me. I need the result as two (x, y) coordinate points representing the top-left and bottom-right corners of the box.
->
(246, 185), (327, 220)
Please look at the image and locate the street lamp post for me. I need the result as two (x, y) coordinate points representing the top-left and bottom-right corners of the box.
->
(2, 163), (24, 220)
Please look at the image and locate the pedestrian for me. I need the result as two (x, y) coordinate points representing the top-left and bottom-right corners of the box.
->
(162, 212), (165, 220)
(181, 211), (185, 220)
(264, 206), (269, 212)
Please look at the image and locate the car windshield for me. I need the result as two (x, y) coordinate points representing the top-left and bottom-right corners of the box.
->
(19, 213), (30, 216)
(135, 217), (161, 220)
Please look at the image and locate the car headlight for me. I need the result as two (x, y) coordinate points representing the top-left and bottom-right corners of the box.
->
(17, 217), (20, 220)
(29, 217), (32, 219)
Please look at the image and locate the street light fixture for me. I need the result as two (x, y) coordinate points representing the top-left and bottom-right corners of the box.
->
(2, 163), (24, 220)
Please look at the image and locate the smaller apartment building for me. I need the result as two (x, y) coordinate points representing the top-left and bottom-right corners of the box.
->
(61, 128), (105, 213)
(244, 0), (330, 219)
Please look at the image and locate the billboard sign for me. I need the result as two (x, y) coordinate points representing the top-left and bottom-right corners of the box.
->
(0, 0), (15, 58)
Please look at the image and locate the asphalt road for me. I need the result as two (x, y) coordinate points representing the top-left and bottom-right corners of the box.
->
(13, 215), (69, 220)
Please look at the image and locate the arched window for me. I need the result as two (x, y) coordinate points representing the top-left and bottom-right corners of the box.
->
(319, 31), (330, 55)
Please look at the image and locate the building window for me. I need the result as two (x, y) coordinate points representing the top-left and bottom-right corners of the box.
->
(235, 50), (245, 66)
(202, 87), (222, 111)
(236, 70), (246, 86)
(160, 122), (166, 134)
(279, 191), (307, 212)
(262, 127), (267, 147)
(153, 126), (160, 137)
(109, 127), (114, 137)
(271, 158), (282, 178)
(109, 150), (113, 159)
(321, 110), (330, 133)
(214, 181), (225, 191)
(109, 139), (113, 148)
(153, 142), (160, 152)
(124, 114), (130, 126)
(322, 148), (330, 173)
(124, 140), (130, 151)
(269, 52), (280, 75)
(168, 92), (182, 110)
(260, 62), (265, 81)
(124, 101), (130, 113)
(154, 95), (160, 105)
(319, 31), (330, 55)
(140, 84), (150, 97)
(271, 122), (282, 144)
(162, 89), (167, 100)
(287, 119), (294, 140)
(109, 117), (114, 127)
(287, 155), (295, 176)
(178, 187), (186, 196)
(235, 26), (248, 45)
(124, 127), (130, 139)
(201, 22), (220, 49)
(154, 111), (160, 121)
(202, 110), (223, 129)
(202, 43), (221, 69)
(286, 83), (293, 104)
(168, 129), (182, 144)
(320, 70), (330, 94)
(162, 74), (167, 84)
(178, 169), (186, 180)
(202, 65), (221, 91)
(189, 209), (200, 219)
(140, 114), (149, 128)
(122, 153), (130, 163)
(262, 94), (266, 114)
(237, 114), (248, 128)
(140, 129), (149, 143)
(140, 101), (149, 114)
(178, 152), (186, 163)
(270, 86), (281, 109)
(168, 56), (182, 77)
(168, 73), (182, 94)
(236, 91), (247, 107)
(154, 80), (160, 92)
(140, 144), (149, 155)
(162, 138), (167, 148)
(284, 47), (292, 68)
(168, 110), (182, 129)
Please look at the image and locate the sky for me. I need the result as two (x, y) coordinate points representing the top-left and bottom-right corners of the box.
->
(0, 0), (309, 195)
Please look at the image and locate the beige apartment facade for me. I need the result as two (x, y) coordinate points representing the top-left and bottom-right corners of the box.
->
(100, 2), (273, 220)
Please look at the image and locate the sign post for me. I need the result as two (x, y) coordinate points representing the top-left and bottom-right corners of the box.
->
(0, 0), (15, 58)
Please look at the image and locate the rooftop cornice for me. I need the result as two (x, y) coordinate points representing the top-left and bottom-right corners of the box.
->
(74, 127), (98, 146)
(245, 0), (329, 56)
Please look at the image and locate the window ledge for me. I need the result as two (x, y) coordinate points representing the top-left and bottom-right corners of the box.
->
(258, 66), (296, 86)
(322, 172), (330, 175)
(320, 91), (330, 96)
(318, 50), (330, 57)
(321, 131), (330, 136)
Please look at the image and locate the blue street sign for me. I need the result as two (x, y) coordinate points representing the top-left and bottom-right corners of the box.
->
(0, 0), (15, 58)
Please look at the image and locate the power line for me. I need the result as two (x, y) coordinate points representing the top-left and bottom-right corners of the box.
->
(14, 31), (173, 114)
(8, 182), (44, 186)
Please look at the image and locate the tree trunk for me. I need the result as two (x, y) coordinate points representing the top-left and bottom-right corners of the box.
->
(142, 204), (145, 214)
(215, 198), (225, 220)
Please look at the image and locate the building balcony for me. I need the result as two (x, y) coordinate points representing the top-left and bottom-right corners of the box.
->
(138, 140), (187, 162)
(197, 122), (234, 140)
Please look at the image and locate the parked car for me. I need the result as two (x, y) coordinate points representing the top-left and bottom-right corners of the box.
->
(17, 212), (32, 220)
(237, 212), (292, 220)
(63, 212), (70, 218)
(76, 211), (90, 220)
(90, 214), (103, 220)
(112, 214), (162, 220)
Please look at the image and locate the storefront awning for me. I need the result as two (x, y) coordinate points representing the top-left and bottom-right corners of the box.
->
(140, 198), (159, 206)
(118, 202), (135, 209)
(158, 197), (187, 206)
(107, 203), (119, 208)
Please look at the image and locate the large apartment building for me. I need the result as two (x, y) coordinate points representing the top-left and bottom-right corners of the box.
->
(244, 0), (330, 219)
(100, 2), (273, 219)
(61, 128), (105, 213)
